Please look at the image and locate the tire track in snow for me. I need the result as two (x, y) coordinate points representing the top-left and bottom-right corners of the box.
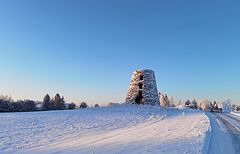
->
(215, 113), (240, 153)
(206, 113), (235, 154)
(226, 114), (240, 124)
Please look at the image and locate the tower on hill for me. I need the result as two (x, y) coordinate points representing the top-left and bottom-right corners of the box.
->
(126, 69), (160, 106)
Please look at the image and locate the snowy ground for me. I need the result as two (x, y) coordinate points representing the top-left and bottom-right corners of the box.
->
(206, 112), (240, 154)
(0, 105), (210, 154)
(231, 111), (240, 117)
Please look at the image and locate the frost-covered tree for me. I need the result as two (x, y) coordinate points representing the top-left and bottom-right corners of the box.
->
(231, 104), (236, 111)
(159, 93), (170, 107)
(42, 94), (52, 111)
(0, 95), (12, 102)
(178, 100), (182, 107)
(165, 94), (170, 106)
(159, 93), (164, 106)
(222, 99), (232, 113)
(169, 96), (175, 107)
(53, 93), (66, 110)
(199, 99), (210, 110)
(159, 93), (165, 106)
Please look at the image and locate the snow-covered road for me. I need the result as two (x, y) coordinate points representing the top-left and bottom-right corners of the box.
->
(207, 113), (240, 154)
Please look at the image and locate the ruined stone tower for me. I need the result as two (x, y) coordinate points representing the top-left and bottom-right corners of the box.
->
(126, 69), (160, 106)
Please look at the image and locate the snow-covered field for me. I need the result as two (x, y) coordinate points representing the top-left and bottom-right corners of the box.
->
(0, 105), (210, 154)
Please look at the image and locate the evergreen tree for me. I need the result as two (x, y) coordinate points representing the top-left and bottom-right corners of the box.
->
(42, 94), (52, 111)
(53, 93), (65, 110)
(164, 94), (170, 107)
(60, 96), (66, 110)
(191, 99), (198, 109)
(185, 100), (191, 106)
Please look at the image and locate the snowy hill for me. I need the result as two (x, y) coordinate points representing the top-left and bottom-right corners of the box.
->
(0, 105), (210, 154)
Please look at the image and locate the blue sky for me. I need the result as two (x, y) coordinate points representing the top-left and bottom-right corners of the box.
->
(0, 0), (239, 105)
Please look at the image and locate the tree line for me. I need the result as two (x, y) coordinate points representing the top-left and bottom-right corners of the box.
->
(159, 92), (240, 112)
(0, 95), (36, 112)
(0, 94), (92, 113)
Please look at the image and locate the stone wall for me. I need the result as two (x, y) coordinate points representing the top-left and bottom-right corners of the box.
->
(125, 69), (160, 106)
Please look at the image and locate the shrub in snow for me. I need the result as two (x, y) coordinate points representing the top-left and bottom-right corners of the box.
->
(68, 103), (76, 110)
(94, 104), (100, 107)
(80, 102), (88, 108)
(107, 102), (120, 106)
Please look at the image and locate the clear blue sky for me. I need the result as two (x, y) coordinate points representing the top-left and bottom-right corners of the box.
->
(0, 0), (239, 105)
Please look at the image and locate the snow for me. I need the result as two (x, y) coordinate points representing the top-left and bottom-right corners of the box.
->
(206, 113), (235, 154)
(206, 112), (240, 154)
(231, 112), (240, 117)
(223, 113), (240, 131)
(0, 105), (210, 154)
